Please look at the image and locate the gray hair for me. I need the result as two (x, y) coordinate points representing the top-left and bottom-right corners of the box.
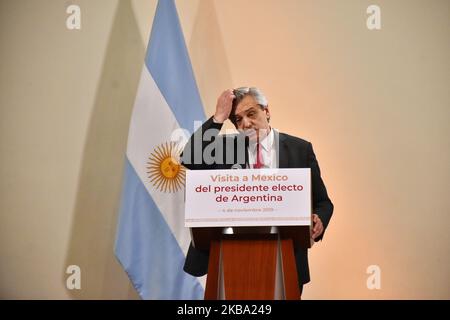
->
(229, 87), (268, 125)
(233, 87), (268, 108)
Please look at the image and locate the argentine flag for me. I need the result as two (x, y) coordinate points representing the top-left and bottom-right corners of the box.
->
(115, 0), (205, 299)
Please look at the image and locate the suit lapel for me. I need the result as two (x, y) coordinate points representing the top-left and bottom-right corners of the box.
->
(275, 131), (289, 168)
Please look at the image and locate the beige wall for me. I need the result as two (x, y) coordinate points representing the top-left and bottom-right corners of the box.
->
(0, 0), (449, 299)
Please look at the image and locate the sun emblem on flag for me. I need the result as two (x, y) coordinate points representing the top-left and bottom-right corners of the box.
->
(147, 142), (185, 193)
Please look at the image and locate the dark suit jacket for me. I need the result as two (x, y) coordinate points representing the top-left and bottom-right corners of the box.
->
(181, 116), (333, 285)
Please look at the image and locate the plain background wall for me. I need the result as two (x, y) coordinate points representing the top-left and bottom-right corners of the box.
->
(0, 0), (449, 299)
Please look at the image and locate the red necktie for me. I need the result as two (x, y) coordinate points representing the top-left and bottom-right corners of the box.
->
(254, 139), (264, 169)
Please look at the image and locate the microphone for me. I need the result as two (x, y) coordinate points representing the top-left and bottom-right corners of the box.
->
(232, 133), (249, 169)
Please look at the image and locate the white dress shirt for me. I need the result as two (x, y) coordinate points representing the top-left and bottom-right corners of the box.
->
(248, 128), (278, 169)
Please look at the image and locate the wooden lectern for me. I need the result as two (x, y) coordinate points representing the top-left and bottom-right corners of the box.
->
(190, 225), (311, 300)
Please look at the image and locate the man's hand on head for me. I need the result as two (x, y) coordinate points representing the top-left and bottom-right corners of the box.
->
(213, 89), (235, 123)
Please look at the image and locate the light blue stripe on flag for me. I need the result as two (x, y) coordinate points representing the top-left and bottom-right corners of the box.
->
(146, 0), (205, 132)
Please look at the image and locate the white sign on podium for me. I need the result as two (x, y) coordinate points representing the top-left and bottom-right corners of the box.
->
(185, 168), (311, 227)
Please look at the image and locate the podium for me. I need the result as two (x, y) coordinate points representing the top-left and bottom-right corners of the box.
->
(190, 225), (311, 300)
(185, 168), (312, 300)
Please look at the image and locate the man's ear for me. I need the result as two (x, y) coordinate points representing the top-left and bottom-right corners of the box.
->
(265, 106), (271, 121)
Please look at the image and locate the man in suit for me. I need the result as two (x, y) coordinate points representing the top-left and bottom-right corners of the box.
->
(181, 87), (333, 293)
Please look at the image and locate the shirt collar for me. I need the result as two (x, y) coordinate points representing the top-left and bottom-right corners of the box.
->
(250, 127), (274, 152)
